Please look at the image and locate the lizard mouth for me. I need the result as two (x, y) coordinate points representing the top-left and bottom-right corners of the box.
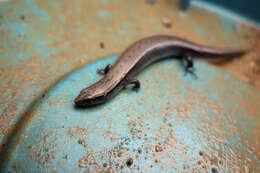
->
(74, 95), (106, 107)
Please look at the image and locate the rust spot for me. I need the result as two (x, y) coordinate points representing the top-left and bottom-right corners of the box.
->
(44, 131), (54, 143)
(26, 145), (32, 149)
(105, 167), (113, 173)
(12, 162), (20, 169)
(162, 17), (172, 28)
(20, 15), (25, 20)
(67, 127), (88, 140)
(78, 139), (87, 147)
(100, 42), (105, 49)
(63, 155), (68, 159)
(126, 158), (133, 167)
(117, 148), (127, 157)
(211, 167), (218, 173)
(155, 145), (163, 152)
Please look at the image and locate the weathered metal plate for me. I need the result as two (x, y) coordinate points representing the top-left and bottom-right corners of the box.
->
(1, 56), (260, 172)
(1, 0), (260, 155)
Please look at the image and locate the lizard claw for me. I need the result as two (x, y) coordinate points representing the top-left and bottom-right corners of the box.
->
(184, 67), (198, 79)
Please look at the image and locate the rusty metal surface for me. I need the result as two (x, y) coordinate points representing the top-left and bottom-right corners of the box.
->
(0, 0), (260, 172)
(1, 56), (260, 172)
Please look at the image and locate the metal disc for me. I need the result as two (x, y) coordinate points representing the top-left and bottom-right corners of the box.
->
(2, 56), (260, 172)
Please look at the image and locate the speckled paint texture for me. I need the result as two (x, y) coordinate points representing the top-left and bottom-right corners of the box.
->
(1, 56), (260, 172)
(0, 0), (260, 172)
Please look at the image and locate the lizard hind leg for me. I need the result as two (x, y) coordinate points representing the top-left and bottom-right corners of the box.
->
(124, 79), (141, 92)
(183, 55), (198, 79)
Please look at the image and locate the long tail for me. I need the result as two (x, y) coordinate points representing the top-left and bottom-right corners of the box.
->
(183, 40), (247, 58)
(193, 46), (247, 58)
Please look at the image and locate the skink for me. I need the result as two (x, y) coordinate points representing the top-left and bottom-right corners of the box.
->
(74, 35), (246, 107)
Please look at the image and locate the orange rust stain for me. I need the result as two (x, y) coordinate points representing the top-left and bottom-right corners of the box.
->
(48, 99), (61, 107)
(44, 131), (54, 143)
(220, 24), (260, 89)
(67, 126), (88, 140)
(12, 162), (20, 170)
(165, 89), (225, 117)
(0, 47), (9, 52)
(0, 57), (50, 137)
(3, 8), (13, 15)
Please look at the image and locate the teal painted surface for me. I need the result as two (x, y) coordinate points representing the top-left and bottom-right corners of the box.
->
(0, 0), (257, 143)
(196, 0), (260, 24)
(193, 0), (260, 25)
(1, 56), (260, 172)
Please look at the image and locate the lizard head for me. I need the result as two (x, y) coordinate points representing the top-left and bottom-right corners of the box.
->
(74, 85), (107, 107)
